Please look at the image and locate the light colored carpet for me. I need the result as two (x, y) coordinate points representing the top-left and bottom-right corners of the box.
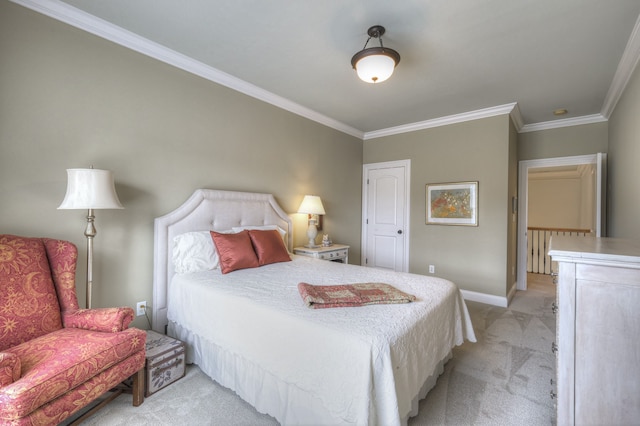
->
(408, 275), (557, 425)
(78, 275), (556, 425)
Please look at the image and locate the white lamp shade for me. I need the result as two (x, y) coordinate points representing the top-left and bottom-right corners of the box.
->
(58, 168), (124, 210)
(355, 54), (396, 83)
(297, 195), (325, 215)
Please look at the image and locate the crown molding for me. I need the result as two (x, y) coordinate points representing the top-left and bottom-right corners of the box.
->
(363, 103), (519, 140)
(601, 14), (640, 118)
(509, 102), (524, 131)
(519, 114), (608, 133)
(11, 0), (364, 140)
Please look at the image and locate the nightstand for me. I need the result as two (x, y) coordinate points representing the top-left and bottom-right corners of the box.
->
(294, 244), (349, 263)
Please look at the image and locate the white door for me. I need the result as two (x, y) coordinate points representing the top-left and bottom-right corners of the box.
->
(362, 160), (410, 272)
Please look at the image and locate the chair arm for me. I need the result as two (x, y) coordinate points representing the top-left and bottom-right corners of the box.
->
(0, 352), (21, 387)
(62, 307), (135, 332)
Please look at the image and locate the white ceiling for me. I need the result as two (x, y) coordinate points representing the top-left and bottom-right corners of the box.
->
(17, 0), (640, 138)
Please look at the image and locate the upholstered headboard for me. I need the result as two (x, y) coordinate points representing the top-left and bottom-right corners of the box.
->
(152, 189), (293, 333)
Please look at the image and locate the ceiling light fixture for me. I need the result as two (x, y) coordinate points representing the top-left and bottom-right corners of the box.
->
(553, 108), (568, 116)
(351, 25), (401, 84)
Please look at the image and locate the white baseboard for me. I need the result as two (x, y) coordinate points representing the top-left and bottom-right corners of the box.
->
(460, 289), (509, 307)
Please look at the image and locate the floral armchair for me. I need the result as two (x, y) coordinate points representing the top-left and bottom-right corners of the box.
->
(0, 234), (146, 425)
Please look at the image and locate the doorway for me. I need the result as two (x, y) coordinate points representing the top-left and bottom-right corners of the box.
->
(516, 153), (606, 291)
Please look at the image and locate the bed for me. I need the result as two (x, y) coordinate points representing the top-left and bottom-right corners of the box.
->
(153, 189), (476, 425)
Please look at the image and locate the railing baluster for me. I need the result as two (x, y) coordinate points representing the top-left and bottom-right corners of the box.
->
(527, 227), (591, 275)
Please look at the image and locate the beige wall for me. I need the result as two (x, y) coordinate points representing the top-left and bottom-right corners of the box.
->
(518, 74), (640, 240)
(363, 115), (515, 298)
(528, 177), (591, 229)
(518, 121), (608, 161)
(0, 2), (363, 328)
(608, 64), (640, 239)
(2, 1), (638, 318)
(528, 165), (596, 231)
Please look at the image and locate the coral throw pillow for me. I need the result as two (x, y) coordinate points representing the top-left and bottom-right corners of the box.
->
(248, 229), (291, 266)
(210, 230), (259, 274)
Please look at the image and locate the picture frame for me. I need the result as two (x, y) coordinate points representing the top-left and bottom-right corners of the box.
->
(426, 181), (478, 226)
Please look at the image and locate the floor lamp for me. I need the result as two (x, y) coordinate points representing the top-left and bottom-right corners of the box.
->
(58, 168), (123, 309)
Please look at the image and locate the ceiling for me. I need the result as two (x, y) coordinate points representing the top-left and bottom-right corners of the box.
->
(18, 0), (640, 138)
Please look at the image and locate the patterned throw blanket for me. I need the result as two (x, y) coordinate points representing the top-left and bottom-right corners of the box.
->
(298, 282), (416, 309)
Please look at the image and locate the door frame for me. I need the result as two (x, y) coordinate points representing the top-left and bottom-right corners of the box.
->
(361, 159), (411, 271)
(517, 153), (605, 290)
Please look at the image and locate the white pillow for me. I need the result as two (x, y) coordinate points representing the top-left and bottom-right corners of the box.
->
(231, 225), (288, 249)
(172, 231), (218, 274)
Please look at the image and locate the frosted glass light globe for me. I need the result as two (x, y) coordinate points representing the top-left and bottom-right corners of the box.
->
(355, 54), (396, 83)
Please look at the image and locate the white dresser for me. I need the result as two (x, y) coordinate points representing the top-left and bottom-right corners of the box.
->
(548, 236), (640, 426)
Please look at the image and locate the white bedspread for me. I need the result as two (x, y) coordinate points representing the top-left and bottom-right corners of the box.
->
(168, 256), (475, 425)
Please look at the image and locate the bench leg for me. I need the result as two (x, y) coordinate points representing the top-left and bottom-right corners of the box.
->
(132, 367), (145, 406)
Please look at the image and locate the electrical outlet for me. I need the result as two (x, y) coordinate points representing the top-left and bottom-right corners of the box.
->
(429, 265), (435, 274)
(136, 301), (146, 316)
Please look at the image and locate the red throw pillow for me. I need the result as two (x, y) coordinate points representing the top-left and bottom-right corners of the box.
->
(248, 229), (291, 266)
(210, 230), (259, 274)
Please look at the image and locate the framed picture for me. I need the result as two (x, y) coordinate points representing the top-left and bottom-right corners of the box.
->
(426, 181), (478, 226)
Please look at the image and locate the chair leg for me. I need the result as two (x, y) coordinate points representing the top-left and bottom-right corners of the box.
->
(132, 367), (145, 406)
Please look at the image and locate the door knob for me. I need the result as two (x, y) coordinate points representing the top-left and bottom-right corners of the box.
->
(397, 230), (403, 234)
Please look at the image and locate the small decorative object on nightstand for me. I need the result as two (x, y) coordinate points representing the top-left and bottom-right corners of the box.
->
(145, 330), (186, 396)
(294, 244), (349, 263)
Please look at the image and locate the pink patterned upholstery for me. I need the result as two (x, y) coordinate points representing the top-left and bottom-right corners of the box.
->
(0, 353), (20, 387)
(62, 307), (133, 332)
(0, 236), (63, 350)
(0, 235), (146, 425)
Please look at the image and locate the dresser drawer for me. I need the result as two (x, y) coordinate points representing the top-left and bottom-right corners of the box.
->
(293, 244), (350, 263)
(319, 249), (348, 261)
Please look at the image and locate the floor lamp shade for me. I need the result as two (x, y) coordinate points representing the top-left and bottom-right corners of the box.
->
(58, 169), (124, 210)
(58, 168), (123, 309)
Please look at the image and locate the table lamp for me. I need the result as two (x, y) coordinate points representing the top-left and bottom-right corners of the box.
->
(297, 195), (325, 248)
